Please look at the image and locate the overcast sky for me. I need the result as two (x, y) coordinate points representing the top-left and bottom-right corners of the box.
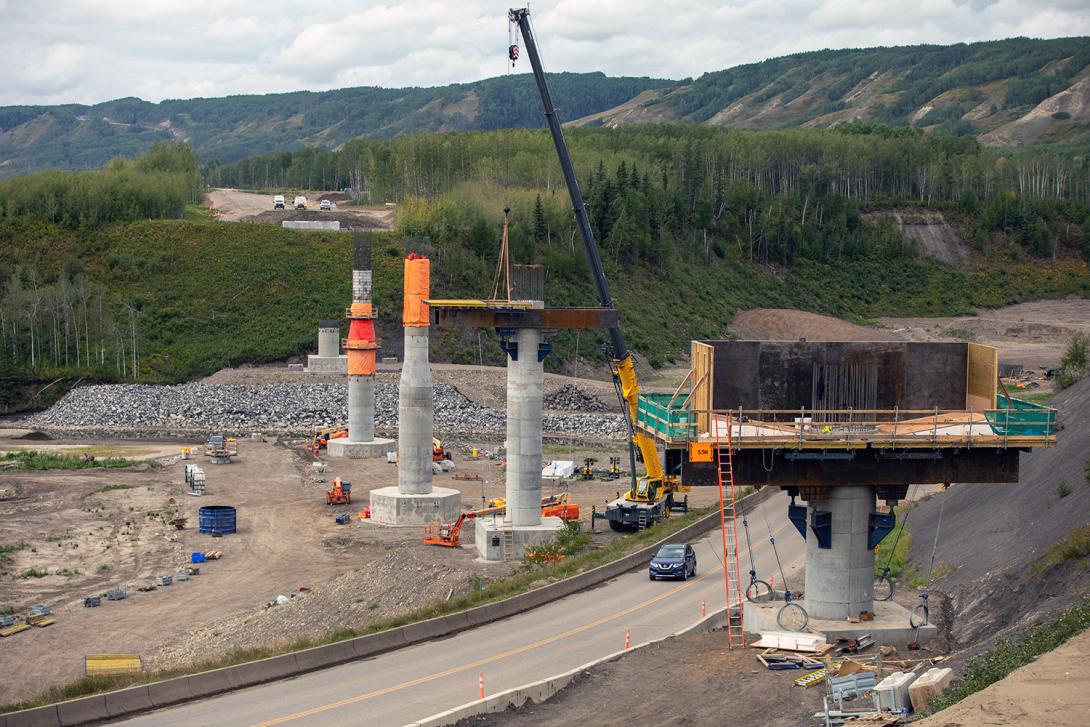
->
(1, 0), (1088, 107)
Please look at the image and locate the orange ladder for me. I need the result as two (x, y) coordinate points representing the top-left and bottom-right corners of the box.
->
(713, 412), (746, 648)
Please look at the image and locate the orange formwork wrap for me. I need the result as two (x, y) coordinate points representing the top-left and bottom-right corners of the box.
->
(403, 257), (430, 327)
(346, 304), (379, 376)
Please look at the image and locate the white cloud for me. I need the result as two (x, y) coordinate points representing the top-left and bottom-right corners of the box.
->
(0, 0), (1086, 106)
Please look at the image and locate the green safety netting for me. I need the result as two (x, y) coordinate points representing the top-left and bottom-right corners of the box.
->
(987, 394), (1058, 437)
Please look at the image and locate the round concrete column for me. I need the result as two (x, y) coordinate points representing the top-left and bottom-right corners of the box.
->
(318, 325), (339, 357)
(347, 375), (375, 442)
(398, 327), (433, 495)
(506, 328), (543, 526)
(803, 486), (876, 620)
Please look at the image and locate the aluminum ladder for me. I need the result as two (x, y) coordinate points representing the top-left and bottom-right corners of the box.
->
(713, 412), (746, 648)
(501, 520), (515, 562)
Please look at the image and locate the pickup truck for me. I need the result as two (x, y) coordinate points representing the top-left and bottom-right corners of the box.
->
(293, 196), (307, 210)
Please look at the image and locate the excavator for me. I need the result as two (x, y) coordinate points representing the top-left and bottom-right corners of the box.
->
(509, 8), (689, 531)
(425, 493), (580, 547)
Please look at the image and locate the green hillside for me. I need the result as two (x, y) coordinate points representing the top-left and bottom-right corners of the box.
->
(574, 37), (1090, 147)
(0, 73), (671, 179)
(1, 128), (1088, 412)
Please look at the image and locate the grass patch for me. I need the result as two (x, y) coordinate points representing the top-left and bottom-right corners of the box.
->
(18, 568), (48, 579)
(1004, 389), (1054, 405)
(0, 500), (732, 714)
(874, 507), (913, 578)
(1032, 524), (1090, 575)
(1, 451), (140, 471)
(0, 542), (29, 566)
(95, 484), (133, 493)
(927, 596), (1090, 715)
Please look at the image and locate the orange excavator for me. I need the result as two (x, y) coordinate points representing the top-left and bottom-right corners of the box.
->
(424, 494), (580, 547)
(326, 477), (352, 506)
(311, 426), (348, 455)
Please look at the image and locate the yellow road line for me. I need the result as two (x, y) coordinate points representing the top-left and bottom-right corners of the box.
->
(252, 564), (722, 726)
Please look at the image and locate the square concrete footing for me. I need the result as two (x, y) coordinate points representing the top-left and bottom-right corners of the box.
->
(326, 438), (396, 458)
(474, 517), (565, 561)
(742, 598), (937, 650)
(305, 354), (347, 373)
(369, 486), (460, 526)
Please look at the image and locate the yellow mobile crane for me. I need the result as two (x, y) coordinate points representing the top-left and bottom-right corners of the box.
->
(509, 8), (689, 530)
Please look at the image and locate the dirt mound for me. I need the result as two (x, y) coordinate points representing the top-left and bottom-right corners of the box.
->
(915, 627), (1090, 727)
(729, 308), (898, 341)
(906, 374), (1090, 650)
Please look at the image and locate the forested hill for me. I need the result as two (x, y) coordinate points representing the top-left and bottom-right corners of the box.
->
(573, 37), (1090, 147)
(0, 73), (670, 179)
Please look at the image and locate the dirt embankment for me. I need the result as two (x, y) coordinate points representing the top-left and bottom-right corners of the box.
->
(729, 308), (899, 341)
(914, 627), (1090, 727)
(904, 374), (1090, 664)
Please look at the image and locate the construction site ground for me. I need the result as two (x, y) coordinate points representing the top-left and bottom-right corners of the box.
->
(204, 188), (394, 229)
(0, 430), (718, 706)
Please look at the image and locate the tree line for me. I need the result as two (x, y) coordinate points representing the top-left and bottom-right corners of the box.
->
(0, 143), (201, 228)
(209, 124), (1090, 269)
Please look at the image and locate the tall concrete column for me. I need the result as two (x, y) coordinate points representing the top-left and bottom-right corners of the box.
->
(347, 376), (375, 442)
(398, 326), (433, 495)
(803, 486), (876, 620)
(506, 327), (544, 526)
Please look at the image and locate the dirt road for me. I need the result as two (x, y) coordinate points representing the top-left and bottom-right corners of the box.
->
(205, 189), (394, 228)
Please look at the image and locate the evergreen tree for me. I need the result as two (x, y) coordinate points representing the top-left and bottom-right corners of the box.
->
(533, 194), (547, 242)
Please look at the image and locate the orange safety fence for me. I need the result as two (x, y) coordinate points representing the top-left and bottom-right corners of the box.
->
(403, 257), (430, 327)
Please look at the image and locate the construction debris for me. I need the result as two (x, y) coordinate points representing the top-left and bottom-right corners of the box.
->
(752, 631), (829, 652)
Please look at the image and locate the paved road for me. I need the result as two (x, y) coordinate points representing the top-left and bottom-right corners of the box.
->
(118, 495), (804, 727)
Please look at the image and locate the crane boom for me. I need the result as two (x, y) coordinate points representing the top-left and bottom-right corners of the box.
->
(509, 8), (678, 525)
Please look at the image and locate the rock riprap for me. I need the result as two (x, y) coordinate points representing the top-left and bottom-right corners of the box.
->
(26, 383), (626, 438)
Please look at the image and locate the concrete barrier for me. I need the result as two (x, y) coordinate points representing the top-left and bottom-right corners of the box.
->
(103, 685), (154, 718)
(5, 707), (61, 727)
(56, 695), (108, 727)
(145, 674), (194, 708)
(2, 489), (772, 726)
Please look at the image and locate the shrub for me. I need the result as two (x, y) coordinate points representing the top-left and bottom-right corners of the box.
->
(1057, 482), (1072, 498)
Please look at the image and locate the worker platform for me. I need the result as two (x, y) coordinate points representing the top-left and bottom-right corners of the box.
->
(636, 340), (1057, 488)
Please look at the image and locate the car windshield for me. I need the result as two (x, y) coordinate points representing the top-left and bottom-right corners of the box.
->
(657, 545), (685, 558)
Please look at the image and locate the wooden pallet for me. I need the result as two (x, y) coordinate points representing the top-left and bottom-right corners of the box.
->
(0, 623), (31, 637)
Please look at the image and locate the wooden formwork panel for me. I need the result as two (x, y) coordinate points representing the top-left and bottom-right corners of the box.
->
(691, 341), (714, 434)
(966, 343), (998, 411)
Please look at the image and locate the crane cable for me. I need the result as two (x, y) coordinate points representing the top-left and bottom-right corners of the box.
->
(910, 495), (946, 637)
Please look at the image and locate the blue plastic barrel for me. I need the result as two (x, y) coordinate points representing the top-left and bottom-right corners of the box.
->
(198, 505), (237, 535)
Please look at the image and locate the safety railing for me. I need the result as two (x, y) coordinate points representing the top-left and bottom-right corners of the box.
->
(635, 395), (1057, 450)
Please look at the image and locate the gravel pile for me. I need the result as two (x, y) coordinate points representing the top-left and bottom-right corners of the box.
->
(544, 384), (608, 412)
(26, 383), (625, 438)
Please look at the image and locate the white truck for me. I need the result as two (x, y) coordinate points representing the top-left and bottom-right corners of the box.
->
(274, 195), (285, 209)
(293, 196), (308, 210)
